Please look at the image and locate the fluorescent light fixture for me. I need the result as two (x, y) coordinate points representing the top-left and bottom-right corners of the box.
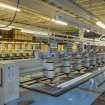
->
(21, 29), (48, 36)
(83, 28), (90, 32)
(51, 19), (68, 26)
(0, 28), (11, 30)
(96, 21), (105, 29)
(0, 24), (12, 30)
(0, 3), (20, 12)
(86, 29), (90, 32)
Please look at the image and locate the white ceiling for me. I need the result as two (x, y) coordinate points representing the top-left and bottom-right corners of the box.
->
(0, 0), (105, 34)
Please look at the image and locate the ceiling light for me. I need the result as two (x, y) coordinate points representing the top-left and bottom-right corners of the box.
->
(86, 29), (90, 32)
(0, 3), (20, 12)
(0, 24), (12, 30)
(21, 29), (48, 36)
(51, 19), (68, 26)
(83, 28), (90, 32)
(96, 21), (105, 29)
(0, 28), (11, 30)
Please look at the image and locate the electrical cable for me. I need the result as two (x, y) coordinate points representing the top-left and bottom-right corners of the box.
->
(0, 0), (20, 28)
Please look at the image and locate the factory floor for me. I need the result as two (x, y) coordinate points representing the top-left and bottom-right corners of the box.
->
(91, 92), (105, 105)
(6, 88), (100, 105)
(7, 81), (105, 105)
